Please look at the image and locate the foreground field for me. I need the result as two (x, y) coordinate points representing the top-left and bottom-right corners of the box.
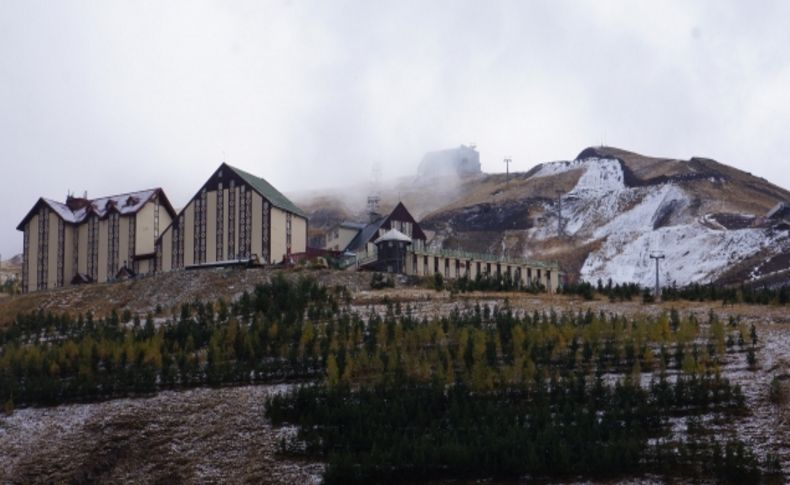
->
(0, 268), (788, 483)
(0, 385), (322, 484)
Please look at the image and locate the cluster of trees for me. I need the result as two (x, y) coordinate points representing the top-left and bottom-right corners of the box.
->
(422, 272), (546, 294)
(447, 272), (546, 294)
(1, 276), (777, 482)
(0, 275), (347, 408)
(662, 282), (789, 305)
(267, 376), (762, 483)
(2, 285), (760, 408)
(317, 303), (758, 390)
(561, 278), (789, 306)
(562, 280), (642, 301)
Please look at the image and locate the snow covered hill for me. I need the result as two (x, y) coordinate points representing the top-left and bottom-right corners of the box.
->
(421, 147), (790, 287)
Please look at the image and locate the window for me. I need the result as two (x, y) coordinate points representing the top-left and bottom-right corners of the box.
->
(37, 206), (49, 290)
(194, 188), (207, 263)
(128, 217), (136, 270)
(56, 218), (64, 286)
(237, 186), (246, 259)
(216, 181), (224, 260)
(228, 180), (236, 259)
(262, 201), (270, 263)
(108, 212), (119, 277)
(87, 215), (98, 281)
(154, 198), (160, 239)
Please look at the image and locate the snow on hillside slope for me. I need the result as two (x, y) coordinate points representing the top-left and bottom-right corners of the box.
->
(581, 223), (778, 286)
(527, 156), (782, 287)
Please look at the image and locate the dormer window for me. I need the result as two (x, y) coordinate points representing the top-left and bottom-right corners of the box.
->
(125, 196), (139, 207)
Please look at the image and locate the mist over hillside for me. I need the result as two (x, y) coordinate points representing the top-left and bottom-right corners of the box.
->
(294, 146), (790, 287)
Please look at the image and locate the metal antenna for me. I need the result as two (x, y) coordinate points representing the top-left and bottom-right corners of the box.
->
(649, 252), (666, 301)
(503, 157), (512, 186)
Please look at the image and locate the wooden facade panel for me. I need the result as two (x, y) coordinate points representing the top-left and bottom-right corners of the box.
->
(270, 207), (287, 264)
(78, 223), (88, 275)
(135, 202), (156, 256)
(161, 230), (172, 271)
(291, 215), (307, 255)
(63, 225), (74, 285)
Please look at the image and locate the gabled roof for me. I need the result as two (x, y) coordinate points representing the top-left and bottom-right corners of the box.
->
(225, 164), (308, 219)
(344, 202), (427, 253)
(345, 217), (387, 253)
(17, 188), (176, 231)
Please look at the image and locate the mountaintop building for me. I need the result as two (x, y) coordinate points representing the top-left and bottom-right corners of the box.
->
(417, 144), (481, 179)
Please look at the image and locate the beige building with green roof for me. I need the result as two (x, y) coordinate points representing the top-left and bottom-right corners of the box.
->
(155, 163), (308, 271)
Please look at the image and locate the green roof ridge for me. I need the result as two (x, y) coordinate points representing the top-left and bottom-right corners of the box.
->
(226, 164), (307, 218)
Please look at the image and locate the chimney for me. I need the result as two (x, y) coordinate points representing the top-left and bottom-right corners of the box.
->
(66, 193), (91, 211)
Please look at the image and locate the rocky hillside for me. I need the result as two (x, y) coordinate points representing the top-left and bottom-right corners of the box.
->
(296, 147), (790, 287)
(422, 146), (790, 287)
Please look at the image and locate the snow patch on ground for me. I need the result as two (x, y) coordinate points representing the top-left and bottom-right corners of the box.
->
(567, 158), (625, 195)
(592, 183), (688, 239)
(531, 159), (586, 178)
(524, 156), (781, 287)
(581, 224), (777, 286)
(529, 158), (632, 239)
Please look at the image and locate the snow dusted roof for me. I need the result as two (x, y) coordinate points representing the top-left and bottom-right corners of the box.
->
(374, 228), (412, 244)
(17, 188), (174, 230)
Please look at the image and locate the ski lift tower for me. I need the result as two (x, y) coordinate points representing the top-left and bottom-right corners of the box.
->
(649, 252), (666, 301)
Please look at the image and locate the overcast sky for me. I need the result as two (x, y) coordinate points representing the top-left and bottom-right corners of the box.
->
(2, 0), (790, 257)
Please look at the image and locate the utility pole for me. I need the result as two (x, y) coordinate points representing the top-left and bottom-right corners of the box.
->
(649, 253), (665, 301)
(504, 157), (512, 186)
(555, 190), (564, 237)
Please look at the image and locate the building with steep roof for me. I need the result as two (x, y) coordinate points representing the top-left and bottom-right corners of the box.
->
(155, 163), (308, 271)
(16, 188), (176, 292)
(343, 202), (428, 263)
